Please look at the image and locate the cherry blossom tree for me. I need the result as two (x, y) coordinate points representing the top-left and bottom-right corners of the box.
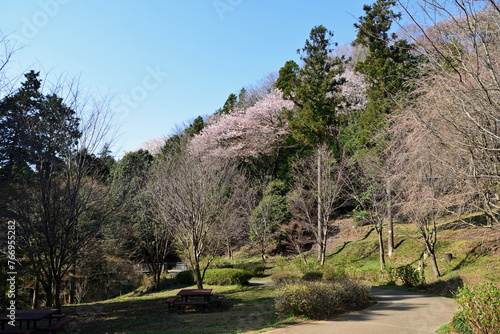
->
(189, 89), (294, 159)
(337, 67), (368, 115)
(142, 136), (167, 155)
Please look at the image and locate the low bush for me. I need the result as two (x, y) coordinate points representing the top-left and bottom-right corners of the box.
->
(450, 311), (473, 334)
(301, 271), (323, 281)
(203, 268), (252, 286)
(294, 258), (321, 275)
(383, 264), (397, 285)
(233, 262), (266, 277)
(395, 264), (423, 287)
(176, 270), (195, 284)
(274, 280), (372, 319)
(322, 264), (348, 281)
(454, 282), (500, 334)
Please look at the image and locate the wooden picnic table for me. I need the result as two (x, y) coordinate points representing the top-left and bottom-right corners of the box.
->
(176, 289), (213, 302)
(0, 309), (59, 330)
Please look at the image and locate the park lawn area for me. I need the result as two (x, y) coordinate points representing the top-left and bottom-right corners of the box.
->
(63, 283), (296, 334)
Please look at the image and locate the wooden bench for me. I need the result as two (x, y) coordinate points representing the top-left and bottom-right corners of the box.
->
(164, 297), (178, 311)
(42, 316), (75, 334)
(0, 329), (36, 334)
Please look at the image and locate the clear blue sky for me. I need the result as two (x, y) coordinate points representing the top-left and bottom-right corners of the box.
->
(1, 0), (372, 157)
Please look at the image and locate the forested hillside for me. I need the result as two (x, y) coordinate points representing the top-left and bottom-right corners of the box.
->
(1, 0), (499, 313)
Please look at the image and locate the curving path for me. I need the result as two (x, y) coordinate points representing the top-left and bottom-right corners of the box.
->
(264, 288), (458, 334)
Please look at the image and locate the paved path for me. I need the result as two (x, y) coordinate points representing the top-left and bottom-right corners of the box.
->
(264, 288), (458, 334)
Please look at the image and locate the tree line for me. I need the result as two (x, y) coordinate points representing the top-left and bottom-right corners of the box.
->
(1, 0), (499, 309)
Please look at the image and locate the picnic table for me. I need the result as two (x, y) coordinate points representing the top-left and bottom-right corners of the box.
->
(165, 289), (224, 312)
(0, 309), (58, 330)
(0, 309), (75, 333)
(177, 289), (213, 302)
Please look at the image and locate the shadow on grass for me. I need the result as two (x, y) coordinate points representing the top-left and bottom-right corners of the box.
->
(424, 276), (464, 297)
(63, 285), (279, 334)
(328, 228), (375, 258)
(375, 276), (464, 298)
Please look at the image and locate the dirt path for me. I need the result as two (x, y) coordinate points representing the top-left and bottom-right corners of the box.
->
(264, 288), (457, 334)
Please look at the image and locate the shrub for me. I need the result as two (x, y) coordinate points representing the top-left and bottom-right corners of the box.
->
(203, 268), (252, 286)
(395, 264), (423, 287)
(274, 255), (287, 271)
(233, 262), (266, 277)
(176, 270), (195, 284)
(322, 264), (348, 281)
(274, 280), (372, 319)
(450, 311), (473, 334)
(383, 264), (397, 285)
(454, 282), (500, 334)
(294, 258), (321, 275)
(301, 271), (323, 281)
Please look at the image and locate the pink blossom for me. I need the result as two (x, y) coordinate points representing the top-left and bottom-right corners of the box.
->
(189, 89), (294, 159)
(337, 67), (368, 114)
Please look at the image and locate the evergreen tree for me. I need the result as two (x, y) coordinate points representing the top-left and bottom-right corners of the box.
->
(287, 25), (345, 265)
(218, 93), (238, 115)
(276, 60), (299, 99)
(289, 25), (344, 151)
(353, 0), (423, 144)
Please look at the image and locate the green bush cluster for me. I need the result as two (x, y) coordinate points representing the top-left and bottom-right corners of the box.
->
(450, 311), (473, 334)
(454, 282), (500, 334)
(274, 280), (372, 319)
(301, 271), (323, 281)
(203, 268), (252, 286)
(233, 262), (266, 277)
(322, 264), (349, 281)
(294, 258), (321, 274)
(176, 270), (195, 284)
(395, 264), (424, 287)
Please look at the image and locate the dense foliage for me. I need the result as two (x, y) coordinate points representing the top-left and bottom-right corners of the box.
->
(274, 280), (372, 319)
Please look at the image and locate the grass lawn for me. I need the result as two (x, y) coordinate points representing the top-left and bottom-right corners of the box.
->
(63, 283), (298, 334)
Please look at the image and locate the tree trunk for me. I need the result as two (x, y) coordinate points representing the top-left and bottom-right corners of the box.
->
(387, 182), (394, 257)
(54, 277), (62, 309)
(428, 251), (441, 278)
(317, 148), (322, 262)
(194, 261), (204, 289)
(70, 266), (76, 304)
(43, 280), (53, 307)
(32, 279), (39, 309)
(377, 226), (385, 271)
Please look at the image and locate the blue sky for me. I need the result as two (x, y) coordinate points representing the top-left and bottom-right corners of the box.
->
(1, 0), (372, 157)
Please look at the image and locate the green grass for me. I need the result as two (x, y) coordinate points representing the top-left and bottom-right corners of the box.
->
(64, 283), (298, 334)
(62, 214), (500, 333)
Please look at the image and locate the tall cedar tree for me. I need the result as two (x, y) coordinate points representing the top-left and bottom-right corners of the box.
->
(289, 25), (344, 151)
(353, 0), (422, 143)
(288, 25), (345, 265)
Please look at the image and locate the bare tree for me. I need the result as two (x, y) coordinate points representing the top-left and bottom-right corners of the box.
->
(148, 148), (247, 289)
(348, 153), (390, 271)
(288, 145), (348, 265)
(248, 179), (288, 262)
(397, 0), (500, 227)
